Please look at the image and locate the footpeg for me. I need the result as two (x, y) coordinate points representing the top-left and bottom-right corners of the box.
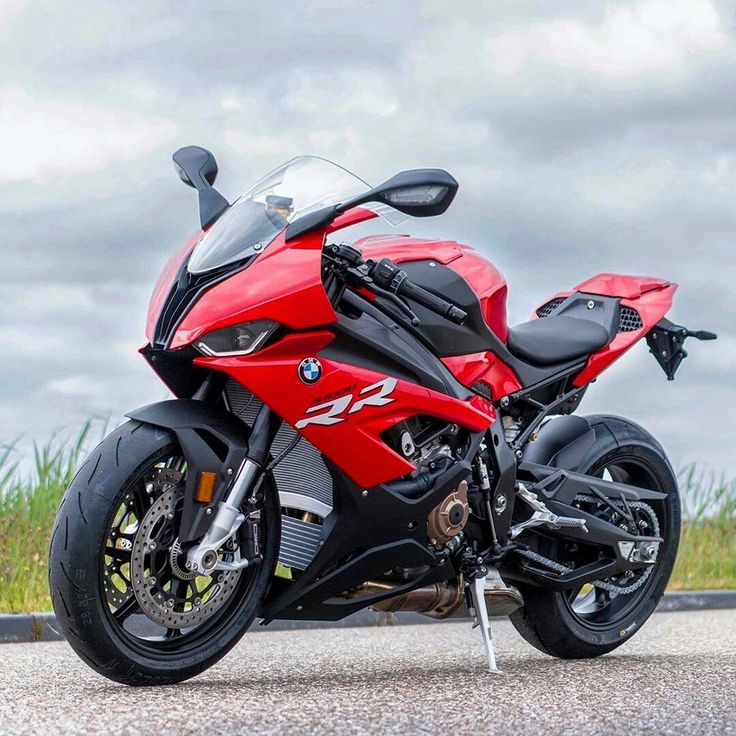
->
(469, 572), (503, 674)
(554, 515), (589, 530)
(509, 482), (588, 539)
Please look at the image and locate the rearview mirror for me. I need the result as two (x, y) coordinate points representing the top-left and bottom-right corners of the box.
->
(367, 169), (459, 217)
(173, 146), (219, 189)
(172, 146), (229, 229)
(286, 167), (459, 240)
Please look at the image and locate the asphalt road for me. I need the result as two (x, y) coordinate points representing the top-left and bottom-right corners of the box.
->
(1, 610), (735, 736)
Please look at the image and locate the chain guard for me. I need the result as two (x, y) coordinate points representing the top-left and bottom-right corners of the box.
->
(518, 498), (661, 596)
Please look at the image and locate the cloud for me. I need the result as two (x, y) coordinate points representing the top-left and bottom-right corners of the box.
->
(0, 88), (177, 182)
(0, 0), (733, 480)
(486, 0), (726, 79)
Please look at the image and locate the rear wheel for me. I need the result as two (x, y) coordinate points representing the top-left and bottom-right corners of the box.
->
(510, 415), (680, 658)
(49, 420), (279, 685)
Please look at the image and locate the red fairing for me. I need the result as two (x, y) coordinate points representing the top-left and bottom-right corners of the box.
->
(532, 273), (677, 387)
(170, 229), (337, 349)
(442, 353), (522, 400)
(574, 273), (671, 300)
(194, 332), (495, 488)
(573, 282), (677, 386)
(145, 231), (201, 343)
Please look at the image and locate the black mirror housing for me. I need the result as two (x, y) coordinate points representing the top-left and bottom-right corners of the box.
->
(172, 146), (229, 229)
(285, 167), (458, 241)
(371, 169), (458, 217)
(173, 146), (219, 188)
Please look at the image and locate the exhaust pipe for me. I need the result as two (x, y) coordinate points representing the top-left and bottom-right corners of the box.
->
(350, 573), (524, 619)
(352, 579), (464, 619)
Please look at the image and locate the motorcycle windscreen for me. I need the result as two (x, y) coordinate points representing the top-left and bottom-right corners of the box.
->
(188, 156), (379, 275)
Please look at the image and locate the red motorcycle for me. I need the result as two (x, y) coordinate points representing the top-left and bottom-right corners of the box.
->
(50, 147), (715, 684)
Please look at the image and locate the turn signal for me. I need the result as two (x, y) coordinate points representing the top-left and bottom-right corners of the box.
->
(194, 471), (217, 504)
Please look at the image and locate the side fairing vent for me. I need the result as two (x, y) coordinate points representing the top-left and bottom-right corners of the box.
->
(224, 380), (332, 571)
(537, 297), (643, 333)
(536, 297), (565, 318)
(619, 306), (644, 332)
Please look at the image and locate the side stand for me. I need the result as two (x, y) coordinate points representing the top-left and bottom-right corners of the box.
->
(469, 572), (503, 674)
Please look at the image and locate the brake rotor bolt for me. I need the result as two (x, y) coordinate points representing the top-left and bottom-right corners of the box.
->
(194, 597), (202, 606)
(167, 512), (174, 520)
(166, 598), (175, 608)
(148, 542), (157, 551)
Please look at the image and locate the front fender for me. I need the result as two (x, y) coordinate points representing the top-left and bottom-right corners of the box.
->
(127, 399), (250, 542)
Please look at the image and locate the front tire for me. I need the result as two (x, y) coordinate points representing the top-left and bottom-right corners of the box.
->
(510, 415), (681, 659)
(49, 420), (279, 685)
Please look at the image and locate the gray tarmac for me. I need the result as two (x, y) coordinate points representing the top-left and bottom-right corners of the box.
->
(1, 609), (735, 735)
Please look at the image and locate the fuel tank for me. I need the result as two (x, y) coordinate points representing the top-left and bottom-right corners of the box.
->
(357, 236), (508, 341)
(357, 236), (513, 393)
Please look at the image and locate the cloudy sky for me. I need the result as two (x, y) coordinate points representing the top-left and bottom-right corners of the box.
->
(2, 0), (734, 478)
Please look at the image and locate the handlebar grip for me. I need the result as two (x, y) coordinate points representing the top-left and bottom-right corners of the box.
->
(371, 257), (468, 325)
(396, 277), (468, 325)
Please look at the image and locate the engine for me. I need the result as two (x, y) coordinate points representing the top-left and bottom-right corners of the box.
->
(385, 416), (471, 549)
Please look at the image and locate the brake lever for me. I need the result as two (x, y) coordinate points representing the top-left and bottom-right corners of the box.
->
(325, 246), (421, 326)
(369, 283), (421, 326)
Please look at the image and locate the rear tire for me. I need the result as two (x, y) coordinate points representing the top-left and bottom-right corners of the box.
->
(510, 415), (680, 659)
(49, 420), (279, 685)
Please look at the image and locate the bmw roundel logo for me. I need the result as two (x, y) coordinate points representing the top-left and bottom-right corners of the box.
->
(298, 357), (322, 384)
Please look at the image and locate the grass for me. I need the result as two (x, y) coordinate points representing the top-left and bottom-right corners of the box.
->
(670, 465), (736, 591)
(0, 426), (734, 613)
(0, 425), (94, 614)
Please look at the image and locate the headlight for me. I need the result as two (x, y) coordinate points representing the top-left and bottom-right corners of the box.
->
(195, 320), (279, 357)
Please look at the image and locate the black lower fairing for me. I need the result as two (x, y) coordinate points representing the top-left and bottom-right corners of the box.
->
(261, 434), (484, 622)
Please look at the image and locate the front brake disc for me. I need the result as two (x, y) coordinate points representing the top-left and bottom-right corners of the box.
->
(130, 488), (242, 628)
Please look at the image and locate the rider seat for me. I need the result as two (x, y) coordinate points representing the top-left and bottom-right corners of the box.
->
(506, 316), (610, 366)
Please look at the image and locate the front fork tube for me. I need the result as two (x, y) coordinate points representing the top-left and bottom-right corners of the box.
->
(187, 406), (280, 574)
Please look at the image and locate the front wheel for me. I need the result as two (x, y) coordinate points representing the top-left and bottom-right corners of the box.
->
(510, 415), (681, 659)
(49, 420), (279, 685)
